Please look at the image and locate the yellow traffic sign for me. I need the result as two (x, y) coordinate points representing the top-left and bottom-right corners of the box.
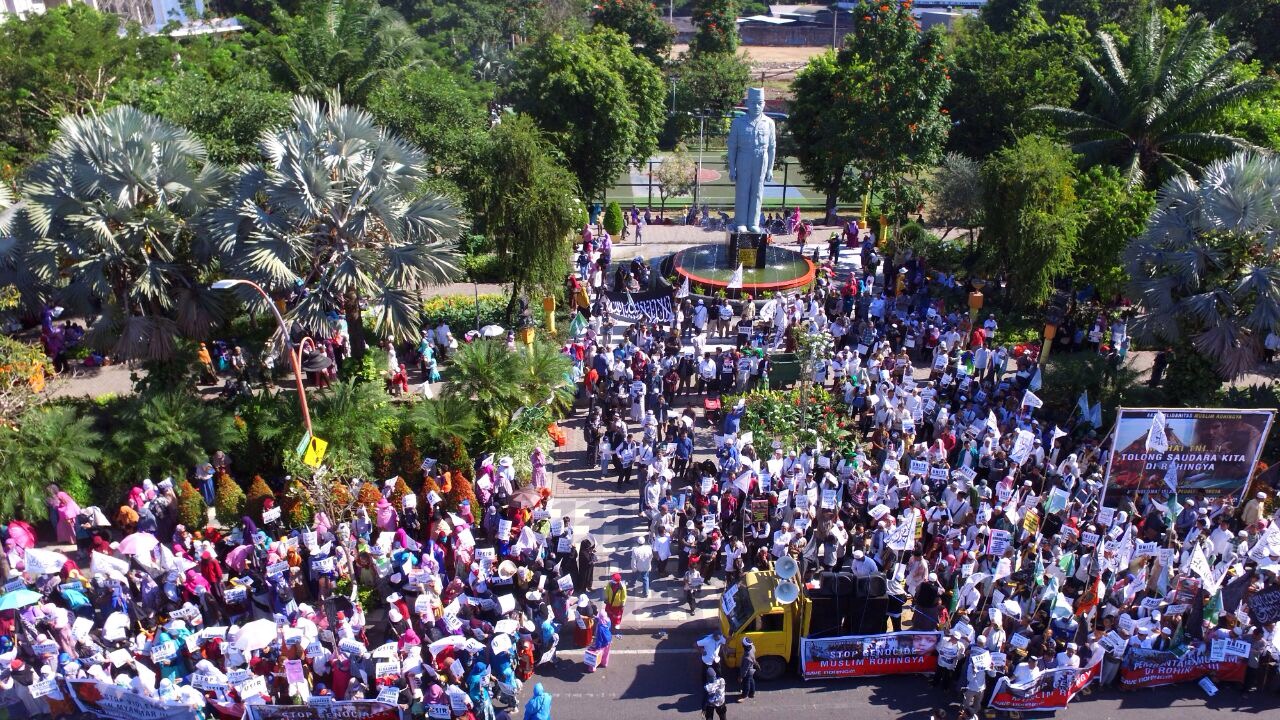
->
(302, 436), (328, 468)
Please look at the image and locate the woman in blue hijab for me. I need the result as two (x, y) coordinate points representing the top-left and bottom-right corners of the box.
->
(523, 683), (552, 720)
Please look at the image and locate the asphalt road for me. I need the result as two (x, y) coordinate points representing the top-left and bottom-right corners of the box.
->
(523, 621), (1276, 719)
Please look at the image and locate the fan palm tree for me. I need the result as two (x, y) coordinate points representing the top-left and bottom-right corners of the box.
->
(7, 107), (228, 361)
(1124, 152), (1280, 379)
(0, 405), (101, 521)
(1031, 13), (1273, 186)
(207, 93), (463, 364)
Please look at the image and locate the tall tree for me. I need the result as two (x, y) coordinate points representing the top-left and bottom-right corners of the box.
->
(665, 48), (752, 145)
(945, 5), (1086, 158)
(1031, 12), (1274, 186)
(209, 94), (463, 364)
(263, 0), (427, 104)
(367, 66), (492, 178)
(0, 406), (100, 520)
(469, 114), (581, 320)
(789, 1), (950, 224)
(1125, 152), (1280, 379)
(980, 135), (1080, 306)
(9, 107), (228, 361)
(926, 153), (984, 243)
(507, 30), (663, 199)
(653, 145), (696, 218)
(590, 0), (676, 65)
(1072, 165), (1154, 299)
(690, 0), (739, 54)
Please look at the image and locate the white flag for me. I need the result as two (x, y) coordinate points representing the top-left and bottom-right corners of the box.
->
(676, 276), (690, 298)
(1089, 402), (1103, 427)
(1146, 411), (1169, 454)
(1028, 367), (1042, 392)
(1077, 391), (1090, 419)
(1163, 458), (1178, 492)
(727, 264), (744, 290)
(1051, 425), (1068, 442)
(1187, 544), (1213, 585)
(987, 410), (1001, 440)
(1021, 390), (1043, 409)
(887, 511), (917, 551)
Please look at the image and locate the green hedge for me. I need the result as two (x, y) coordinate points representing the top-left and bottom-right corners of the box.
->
(461, 253), (508, 283)
(421, 294), (546, 331)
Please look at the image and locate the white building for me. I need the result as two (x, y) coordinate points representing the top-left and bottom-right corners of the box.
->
(2, 0), (218, 33)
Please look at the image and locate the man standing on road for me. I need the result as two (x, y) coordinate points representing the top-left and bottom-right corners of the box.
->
(738, 637), (759, 701)
(703, 669), (728, 720)
(631, 535), (654, 598)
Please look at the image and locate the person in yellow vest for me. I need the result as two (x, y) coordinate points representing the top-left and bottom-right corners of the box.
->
(604, 573), (628, 630)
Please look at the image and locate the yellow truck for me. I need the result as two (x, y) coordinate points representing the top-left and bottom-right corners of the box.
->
(719, 561), (893, 680)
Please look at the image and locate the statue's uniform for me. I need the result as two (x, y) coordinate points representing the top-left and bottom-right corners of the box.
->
(727, 113), (776, 233)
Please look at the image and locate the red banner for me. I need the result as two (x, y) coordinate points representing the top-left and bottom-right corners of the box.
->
(1119, 647), (1247, 689)
(799, 631), (940, 679)
(989, 662), (1099, 712)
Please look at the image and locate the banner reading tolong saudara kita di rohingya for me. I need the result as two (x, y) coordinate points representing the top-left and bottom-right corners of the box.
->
(799, 631), (940, 679)
(1104, 408), (1274, 502)
(988, 661), (1099, 711)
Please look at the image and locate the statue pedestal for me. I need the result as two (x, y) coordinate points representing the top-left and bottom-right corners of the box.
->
(728, 231), (768, 269)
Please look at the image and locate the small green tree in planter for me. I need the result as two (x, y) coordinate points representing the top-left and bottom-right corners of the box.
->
(603, 201), (625, 236)
(176, 480), (208, 530)
(214, 471), (247, 522)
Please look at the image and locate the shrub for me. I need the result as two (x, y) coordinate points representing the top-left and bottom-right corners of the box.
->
(603, 201), (624, 236)
(246, 474), (274, 522)
(176, 480), (207, 530)
(356, 481), (384, 519)
(393, 435), (423, 485)
(282, 477), (313, 528)
(372, 443), (396, 479)
(214, 471), (247, 522)
(441, 437), (477, 512)
(421, 294), (517, 333)
(389, 475), (413, 511)
(461, 253), (508, 283)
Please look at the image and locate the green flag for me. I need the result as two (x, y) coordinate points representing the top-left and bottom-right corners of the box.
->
(948, 575), (961, 615)
(1170, 615), (1186, 655)
(1165, 492), (1180, 527)
(1203, 591), (1222, 625)
(1058, 552), (1075, 578)
(1034, 555), (1046, 587)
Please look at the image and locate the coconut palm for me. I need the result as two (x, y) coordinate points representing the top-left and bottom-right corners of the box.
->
(208, 93), (463, 363)
(1032, 13), (1272, 186)
(7, 107), (228, 360)
(1124, 152), (1280, 379)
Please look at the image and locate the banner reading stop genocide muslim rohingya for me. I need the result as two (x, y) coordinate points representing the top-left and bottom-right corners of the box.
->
(988, 661), (1099, 712)
(1119, 646), (1247, 689)
(799, 631), (940, 679)
(1103, 408), (1274, 502)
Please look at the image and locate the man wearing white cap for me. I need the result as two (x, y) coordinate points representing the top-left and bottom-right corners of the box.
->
(1242, 491), (1267, 526)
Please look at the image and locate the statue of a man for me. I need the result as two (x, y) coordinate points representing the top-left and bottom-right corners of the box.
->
(727, 87), (777, 234)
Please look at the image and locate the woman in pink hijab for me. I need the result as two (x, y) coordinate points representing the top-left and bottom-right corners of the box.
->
(53, 490), (80, 544)
(375, 498), (398, 532)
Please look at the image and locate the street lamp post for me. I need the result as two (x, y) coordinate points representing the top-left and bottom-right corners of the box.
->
(211, 278), (314, 436)
(694, 110), (707, 209)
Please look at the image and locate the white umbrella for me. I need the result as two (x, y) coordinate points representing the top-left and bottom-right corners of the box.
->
(117, 532), (159, 557)
(479, 324), (505, 338)
(103, 612), (131, 642)
(233, 618), (280, 652)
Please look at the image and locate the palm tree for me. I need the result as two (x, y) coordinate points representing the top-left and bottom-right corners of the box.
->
(1124, 152), (1280, 379)
(515, 341), (576, 414)
(267, 0), (426, 104)
(311, 378), (397, 459)
(1032, 13), (1273, 186)
(106, 392), (235, 490)
(0, 405), (101, 521)
(404, 395), (480, 448)
(443, 340), (525, 432)
(9, 107), (228, 361)
(208, 93), (463, 364)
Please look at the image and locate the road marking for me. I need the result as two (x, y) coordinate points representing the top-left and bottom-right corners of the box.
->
(556, 647), (699, 656)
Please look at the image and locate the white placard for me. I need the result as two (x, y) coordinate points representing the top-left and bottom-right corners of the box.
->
(29, 679), (57, 699)
(1009, 634), (1029, 650)
(498, 519), (512, 538)
(237, 675), (268, 698)
(262, 507), (282, 524)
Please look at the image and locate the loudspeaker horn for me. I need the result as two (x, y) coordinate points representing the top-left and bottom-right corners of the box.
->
(774, 580), (800, 605)
(775, 556), (799, 580)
